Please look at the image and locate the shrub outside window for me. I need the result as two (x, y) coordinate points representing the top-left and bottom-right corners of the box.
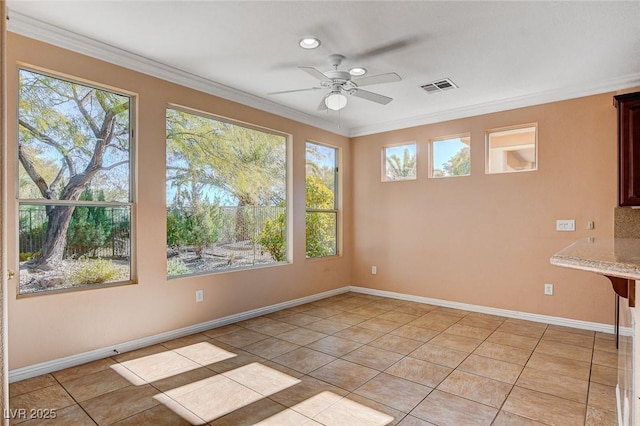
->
(17, 68), (134, 295)
(382, 143), (417, 181)
(486, 124), (537, 174)
(306, 142), (338, 258)
(166, 107), (288, 277)
(430, 135), (471, 178)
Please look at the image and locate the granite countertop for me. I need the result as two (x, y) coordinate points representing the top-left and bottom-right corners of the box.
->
(550, 238), (640, 280)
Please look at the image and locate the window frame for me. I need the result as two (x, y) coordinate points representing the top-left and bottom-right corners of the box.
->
(485, 123), (538, 175)
(165, 104), (291, 278)
(16, 67), (137, 296)
(429, 133), (471, 179)
(381, 141), (417, 182)
(305, 140), (339, 259)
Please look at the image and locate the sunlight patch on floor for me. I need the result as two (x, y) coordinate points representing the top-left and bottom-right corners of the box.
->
(257, 391), (394, 426)
(155, 362), (301, 423)
(112, 341), (236, 384)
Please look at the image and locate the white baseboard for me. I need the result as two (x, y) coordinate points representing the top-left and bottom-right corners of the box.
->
(10, 285), (626, 383)
(8, 287), (349, 383)
(348, 286), (629, 335)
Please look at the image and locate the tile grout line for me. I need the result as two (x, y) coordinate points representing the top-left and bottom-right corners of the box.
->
(489, 322), (551, 426)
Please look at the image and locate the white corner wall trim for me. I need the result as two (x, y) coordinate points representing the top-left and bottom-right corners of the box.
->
(8, 287), (349, 383)
(10, 285), (626, 383)
(8, 10), (640, 139)
(348, 286), (629, 335)
(6, 10), (347, 138)
(348, 72), (640, 137)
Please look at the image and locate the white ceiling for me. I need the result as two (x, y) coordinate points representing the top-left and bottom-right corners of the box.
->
(7, 1), (640, 137)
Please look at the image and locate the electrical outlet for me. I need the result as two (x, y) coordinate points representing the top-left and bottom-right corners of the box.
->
(556, 220), (575, 232)
(196, 289), (204, 302)
(544, 283), (554, 295)
(371, 266), (377, 275)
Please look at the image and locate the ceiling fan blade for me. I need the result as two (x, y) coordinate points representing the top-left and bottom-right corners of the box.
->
(268, 87), (322, 95)
(353, 72), (402, 87)
(317, 97), (328, 111)
(299, 66), (330, 82)
(351, 88), (393, 105)
(351, 36), (423, 60)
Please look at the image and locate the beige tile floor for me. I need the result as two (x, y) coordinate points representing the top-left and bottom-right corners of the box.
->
(9, 292), (621, 425)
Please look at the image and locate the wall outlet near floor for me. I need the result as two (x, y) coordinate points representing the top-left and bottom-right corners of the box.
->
(196, 289), (204, 302)
(544, 283), (554, 295)
(371, 265), (377, 275)
(556, 219), (575, 231)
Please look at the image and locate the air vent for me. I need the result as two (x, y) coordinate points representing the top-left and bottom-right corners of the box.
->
(420, 78), (458, 94)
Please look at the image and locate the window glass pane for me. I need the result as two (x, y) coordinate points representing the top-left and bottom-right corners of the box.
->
(306, 212), (337, 257)
(18, 203), (131, 295)
(166, 108), (288, 276)
(431, 136), (470, 178)
(305, 143), (336, 208)
(383, 143), (416, 181)
(305, 142), (338, 258)
(18, 69), (131, 202)
(17, 69), (133, 295)
(486, 125), (537, 174)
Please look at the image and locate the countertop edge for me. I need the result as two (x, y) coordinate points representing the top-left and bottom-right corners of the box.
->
(550, 254), (640, 281)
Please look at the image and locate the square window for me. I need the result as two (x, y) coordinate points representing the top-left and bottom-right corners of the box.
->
(430, 135), (470, 178)
(382, 143), (416, 181)
(486, 124), (537, 174)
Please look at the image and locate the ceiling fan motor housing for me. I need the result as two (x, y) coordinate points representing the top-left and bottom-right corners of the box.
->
(324, 70), (351, 84)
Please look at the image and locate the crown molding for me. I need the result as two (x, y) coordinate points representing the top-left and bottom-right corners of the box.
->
(348, 73), (640, 137)
(8, 10), (640, 139)
(6, 10), (349, 137)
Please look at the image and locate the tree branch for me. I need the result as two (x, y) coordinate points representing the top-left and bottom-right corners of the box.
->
(19, 119), (76, 176)
(18, 144), (52, 199)
(49, 161), (68, 196)
(99, 160), (129, 171)
(71, 85), (101, 138)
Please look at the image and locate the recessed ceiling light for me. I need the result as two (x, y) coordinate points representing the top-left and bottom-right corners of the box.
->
(299, 37), (321, 49)
(349, 67), (367, 76)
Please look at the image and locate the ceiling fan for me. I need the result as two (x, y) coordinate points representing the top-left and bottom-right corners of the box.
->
(268, 54), (402, 111)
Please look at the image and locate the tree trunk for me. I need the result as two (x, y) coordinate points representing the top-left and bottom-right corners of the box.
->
(235, 200), (256, 242)
(26, 205), (75, 270)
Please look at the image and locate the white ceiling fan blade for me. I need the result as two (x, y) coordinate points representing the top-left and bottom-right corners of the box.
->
(354, 72), (402, 87)
(317, 97), (328, 111)
(299, 66), (331, 82)
(351, 88), (393, 105)
(351, 36), (423, 61)
(268, 87), (322, 95)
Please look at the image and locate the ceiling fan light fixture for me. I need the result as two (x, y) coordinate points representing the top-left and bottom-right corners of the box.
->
(325, 92), (348, 111)
(349, 67), (367, 76)
(299, 37), (321, 49)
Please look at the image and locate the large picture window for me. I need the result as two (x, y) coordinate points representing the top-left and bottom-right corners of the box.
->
(17, 69), (133, 295)
(166, 107), (288, 276)
(305, 142), (338, 258)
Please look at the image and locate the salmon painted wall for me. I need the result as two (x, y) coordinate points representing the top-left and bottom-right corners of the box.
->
(350, 93), (619, 325)
(5, 34), (352, 369)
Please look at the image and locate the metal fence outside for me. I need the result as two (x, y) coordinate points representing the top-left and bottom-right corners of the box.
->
(19, 205), (131, 260)
(19, 204), (285, 266)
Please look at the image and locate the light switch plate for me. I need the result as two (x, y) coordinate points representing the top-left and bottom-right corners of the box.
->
(556, 219), (575, 231)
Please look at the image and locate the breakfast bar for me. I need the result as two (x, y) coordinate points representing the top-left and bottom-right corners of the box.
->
(551, 237), (640, 426)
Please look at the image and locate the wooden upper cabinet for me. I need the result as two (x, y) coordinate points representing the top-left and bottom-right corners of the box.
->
(615, 91), (640, 206)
